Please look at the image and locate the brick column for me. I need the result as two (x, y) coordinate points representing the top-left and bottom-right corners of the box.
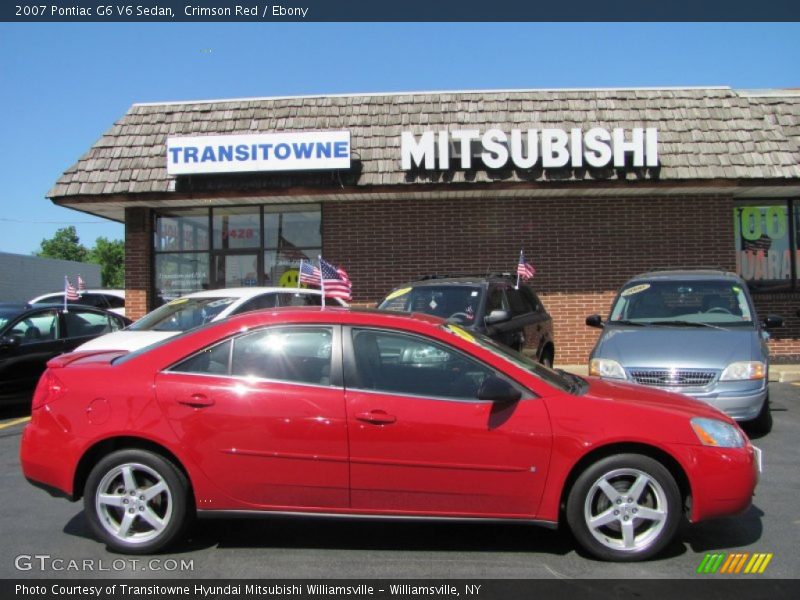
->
(124, 207), (153, 321)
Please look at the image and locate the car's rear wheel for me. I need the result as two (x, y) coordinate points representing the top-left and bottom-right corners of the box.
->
(566, 454), (681, 561)
(744, 394), (772, 436)
(83, 449), (189, 554)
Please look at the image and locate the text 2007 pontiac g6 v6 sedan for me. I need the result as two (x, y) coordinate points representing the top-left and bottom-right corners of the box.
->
(21, 308), (760, 561)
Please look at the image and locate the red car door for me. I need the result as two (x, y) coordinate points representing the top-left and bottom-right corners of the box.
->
(155, 325), (349, 509)
(344, 327), (552, 517)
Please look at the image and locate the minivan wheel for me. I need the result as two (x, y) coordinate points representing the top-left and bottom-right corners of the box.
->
(83, 449), (189, 554)
(566, 454), (681, 561)
(744, 395), (773, 436)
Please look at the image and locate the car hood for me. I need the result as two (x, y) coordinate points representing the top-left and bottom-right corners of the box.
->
(75, 330), (178, 352)
(582, 377), (729, 422)
(592, 326), (760, 369)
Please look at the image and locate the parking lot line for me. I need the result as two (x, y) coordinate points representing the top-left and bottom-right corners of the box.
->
(0, 417), (30, 430)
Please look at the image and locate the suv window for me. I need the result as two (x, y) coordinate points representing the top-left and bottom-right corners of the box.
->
(231, 326), (333, 386)
(506, 288), (530, 317)
(519, 286), (542, 312)
(351, 328), (495, 400)
(378, 285), (482, 324)
(486, 286), (509, 313)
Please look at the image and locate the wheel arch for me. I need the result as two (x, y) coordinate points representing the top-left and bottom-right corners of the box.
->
(72, 436), (193, 501)
(558, 442), (692, 522)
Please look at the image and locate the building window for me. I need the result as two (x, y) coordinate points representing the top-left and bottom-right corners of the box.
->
(154, 204), (321, 302)
(734, 201), (795, 291)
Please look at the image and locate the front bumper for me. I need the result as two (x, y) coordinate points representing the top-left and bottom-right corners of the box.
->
(682, 380), (767, 422)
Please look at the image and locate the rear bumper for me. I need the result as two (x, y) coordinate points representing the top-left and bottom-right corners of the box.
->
(19, 408), (83, 498)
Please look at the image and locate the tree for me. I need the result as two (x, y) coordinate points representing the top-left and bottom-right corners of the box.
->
(36, 227), (125, 288)
(36, 226), (89, 263)
(89, 237), (125, 288)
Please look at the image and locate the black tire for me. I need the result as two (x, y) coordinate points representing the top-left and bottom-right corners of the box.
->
(566, 453), (682, 561)
(744, 395), (773, 436)
(83, 448), (190, 554)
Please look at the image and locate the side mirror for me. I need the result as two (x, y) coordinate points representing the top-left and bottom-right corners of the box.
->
(477, 375), (522, 404)
(763, 315), (783, 330)
(484, 309), (511, 326)
(0, 335), (21, 349)
(585, 314), (604, 328)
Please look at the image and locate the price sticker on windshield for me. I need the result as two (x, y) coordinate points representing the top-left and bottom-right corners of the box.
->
(621, 283), (651, 297)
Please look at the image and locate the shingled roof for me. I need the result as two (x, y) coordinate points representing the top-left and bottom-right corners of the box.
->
(48, 87), (800, 200)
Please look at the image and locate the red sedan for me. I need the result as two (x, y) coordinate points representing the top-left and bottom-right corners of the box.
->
(20, 308), (759, 561)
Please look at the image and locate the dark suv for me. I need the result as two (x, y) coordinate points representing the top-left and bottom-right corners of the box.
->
(378, 274), (555, 366)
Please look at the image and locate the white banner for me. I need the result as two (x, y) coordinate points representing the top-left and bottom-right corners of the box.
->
(167, 131), (351, 175)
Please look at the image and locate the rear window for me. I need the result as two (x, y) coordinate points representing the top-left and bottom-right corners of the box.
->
(129, 297), (236, 332)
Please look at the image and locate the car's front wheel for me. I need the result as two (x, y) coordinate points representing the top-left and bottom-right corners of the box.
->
(83, 449), (190, 554)
(566, 454), (681, 561)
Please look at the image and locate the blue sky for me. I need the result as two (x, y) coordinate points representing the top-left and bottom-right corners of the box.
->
(1, 22), (799, 255)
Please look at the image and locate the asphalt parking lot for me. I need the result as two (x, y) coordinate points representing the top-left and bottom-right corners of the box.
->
(0, 384), (797, 580)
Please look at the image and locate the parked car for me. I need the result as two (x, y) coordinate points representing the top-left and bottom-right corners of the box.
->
(586, 269), (782, 434)
(22, 307), (759, 561)
(76, 287), (348, 353)
(0, 304), (130, 401)
(30, 289), (126, 317)
(377, 274), (555, 366)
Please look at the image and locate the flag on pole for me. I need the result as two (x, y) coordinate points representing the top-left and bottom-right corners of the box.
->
(64, 276), (79, 311)
(319, 258), (352, 301)
(516, 250), (536, 284)
(299, 260), (321, 286)
(77, 275), (86, 293)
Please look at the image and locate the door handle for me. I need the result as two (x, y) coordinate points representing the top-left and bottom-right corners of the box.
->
(177, 393), (215, 408)
(356, 410), (397, 425)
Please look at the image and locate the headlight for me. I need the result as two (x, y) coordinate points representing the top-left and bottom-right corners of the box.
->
(690, 417), (746, 448)
(720, 361), (765, 381)
(589, 358), (626, 379)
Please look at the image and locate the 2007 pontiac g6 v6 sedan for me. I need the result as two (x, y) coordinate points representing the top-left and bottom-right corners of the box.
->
(20, 308), (760, 561)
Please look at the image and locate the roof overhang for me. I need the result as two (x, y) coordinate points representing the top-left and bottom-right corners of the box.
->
(51, 179), (800, 224)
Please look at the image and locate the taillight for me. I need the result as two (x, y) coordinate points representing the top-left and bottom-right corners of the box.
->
(31, 370), (66, 410)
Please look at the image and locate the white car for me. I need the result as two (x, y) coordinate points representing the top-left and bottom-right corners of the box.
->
(76, 287), (347, 353)
(29, 289), (126, 317)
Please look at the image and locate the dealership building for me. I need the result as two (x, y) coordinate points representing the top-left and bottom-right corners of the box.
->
(48, 86), (800, 363)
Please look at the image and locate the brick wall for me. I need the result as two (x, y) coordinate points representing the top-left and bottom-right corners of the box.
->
(323, 194), (763, 364)
(124, 207), (153, 320)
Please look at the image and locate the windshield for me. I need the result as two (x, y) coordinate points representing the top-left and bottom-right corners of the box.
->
(609, 279), (755, 327)
(440, 324), (578, 393)
(130, 297), (236, 332)
(379, 285), (483, 325)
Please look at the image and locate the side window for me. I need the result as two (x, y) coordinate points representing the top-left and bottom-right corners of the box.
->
(110, 315), (126, 331)
(279, 292), (323, 307)
(104, 295), (126, 309)
(350, 328), (495, 400)
(78, 294), (106, 308)
(519, 286), (542, 312)
(234, 294), (278, 314)
(171, 340), (232, 375)
(231, 327), (333, 386)
(506, 288), (531, 317)
(486, 286), (509, 313)
(63, 310), (113, 338)
(9, 311), (58, 344)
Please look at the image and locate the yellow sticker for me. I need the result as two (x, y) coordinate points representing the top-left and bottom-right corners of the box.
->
(384, 287), (412, 301)
(279, 269), (302, 288)
(621, 283), (651, 297)
(167, 298), (189, 306)
(446, 324), (476, 344)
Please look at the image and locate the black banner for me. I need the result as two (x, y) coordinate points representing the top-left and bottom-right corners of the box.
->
(2, 0), (800, 22)
(4, 580), (800, 600)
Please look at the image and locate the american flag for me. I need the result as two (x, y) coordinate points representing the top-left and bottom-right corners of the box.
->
(517, 251), (536, 281)
(320, 258), (352, 301)
(299, 260), (321, 286)
(64, 276), (79, 301)
(77, 275), (86, 293)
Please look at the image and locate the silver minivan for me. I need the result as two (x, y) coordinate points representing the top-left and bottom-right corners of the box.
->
(585, 269), (783, 434)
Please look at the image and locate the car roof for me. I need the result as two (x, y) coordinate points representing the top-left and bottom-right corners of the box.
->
(30, 289), (125, 299)
(221, 306), (445, 330)
(627, 269), (743, 283)
(172, 287), (325, 300)
(392, 274), (521, 288)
